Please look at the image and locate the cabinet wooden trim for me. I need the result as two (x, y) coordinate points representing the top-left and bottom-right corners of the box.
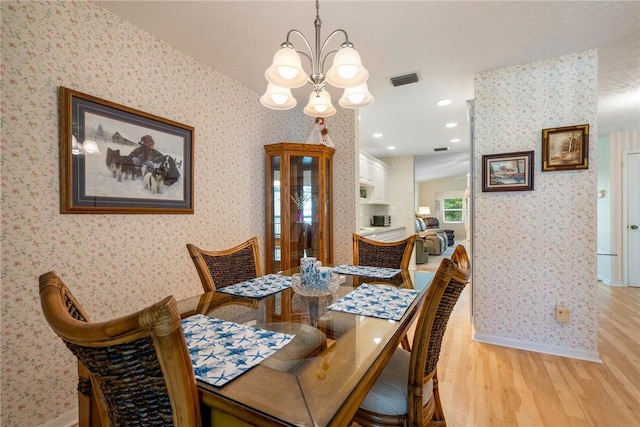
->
(265, 142), (334, 274)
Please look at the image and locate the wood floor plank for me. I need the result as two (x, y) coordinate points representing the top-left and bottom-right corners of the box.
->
(433, 282), (640, 427)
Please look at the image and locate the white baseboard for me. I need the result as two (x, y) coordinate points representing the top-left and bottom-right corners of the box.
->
(597, 275), (625, 286)
(472, 333), (602, 363)
(40, 407), (78, 427)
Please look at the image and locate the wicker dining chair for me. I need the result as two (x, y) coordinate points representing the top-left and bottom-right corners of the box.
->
(353, 233), (417, 350)
(352, 245), (471, 427)
(187, 238), (326, 363)
(39, 271), (201, 427)
(352, 233), (417, 270)
(46, 274), (98, 427)
(187, 237), (262, 292)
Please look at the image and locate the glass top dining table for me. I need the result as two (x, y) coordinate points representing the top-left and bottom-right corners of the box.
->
(176, 268), (434, 427)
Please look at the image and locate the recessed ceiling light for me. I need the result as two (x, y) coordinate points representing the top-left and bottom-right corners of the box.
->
(373, 133), (383, 138)
(445, 122), (458, 128)
(436, 99), (452, 106)
(387, 146), (396, 150)
(451, 138), (461, 143)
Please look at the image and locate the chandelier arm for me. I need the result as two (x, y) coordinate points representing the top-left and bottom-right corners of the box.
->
(319, 48), (338, 77)
(320, 29), (350, 53)
(297, 51), (313, 66)
(318, 29), (350, 74)
(285, 29), (315, 67)
(296, 51), (317, 86)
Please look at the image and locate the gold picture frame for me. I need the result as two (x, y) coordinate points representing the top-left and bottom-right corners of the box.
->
(59, 87), (194, 214)
(541, 124), (589, 172)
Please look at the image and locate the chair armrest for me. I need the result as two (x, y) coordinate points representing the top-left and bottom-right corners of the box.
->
(420, 229), (443, 237)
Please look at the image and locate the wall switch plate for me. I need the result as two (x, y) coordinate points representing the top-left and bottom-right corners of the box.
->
(555, 307), (570, 323)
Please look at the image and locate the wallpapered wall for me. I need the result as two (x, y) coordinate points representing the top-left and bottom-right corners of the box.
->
(382, 155), (417, 240)
(0, 1), (356, 425)
(473, 51), (599, 359)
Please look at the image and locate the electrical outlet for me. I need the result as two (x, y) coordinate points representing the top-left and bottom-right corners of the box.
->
(555, 307), (570, 323)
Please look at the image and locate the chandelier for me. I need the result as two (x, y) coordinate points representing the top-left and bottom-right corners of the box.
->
(260, 0), (374, 117)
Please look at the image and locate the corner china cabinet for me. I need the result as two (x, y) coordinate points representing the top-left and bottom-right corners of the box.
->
(265, 142), (334, 274)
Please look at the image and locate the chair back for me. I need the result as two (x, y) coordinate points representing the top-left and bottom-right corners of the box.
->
(54, 281), (97, 427)
(39, 272), (201, 427)
(424, 217), (441, 229)
(407, 245), (471, 425)
(187, 237), (262, 292)
(352, 233), (416, 270)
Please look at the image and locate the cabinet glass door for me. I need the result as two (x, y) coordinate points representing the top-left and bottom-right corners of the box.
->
(265, 143), (333, 274)
(288, 155), (320, 268)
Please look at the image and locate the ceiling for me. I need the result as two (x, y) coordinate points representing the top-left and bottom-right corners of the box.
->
(97, 1), (639, 182)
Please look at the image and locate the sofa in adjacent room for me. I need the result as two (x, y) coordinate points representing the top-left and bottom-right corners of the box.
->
(415, 236), (429, 264)
(415, 217), (448, 256)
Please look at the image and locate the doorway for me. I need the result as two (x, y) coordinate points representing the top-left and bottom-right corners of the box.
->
(624, 150), (639, 287)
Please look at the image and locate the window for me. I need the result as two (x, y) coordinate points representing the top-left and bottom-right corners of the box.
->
(443, 197), (464, 223)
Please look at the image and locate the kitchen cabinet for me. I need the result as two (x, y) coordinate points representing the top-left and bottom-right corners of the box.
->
(359, 154), (373, 184)
(370, 161), (389, 203)
(359, 151), (389, 205)
(265, 142), (334, 274)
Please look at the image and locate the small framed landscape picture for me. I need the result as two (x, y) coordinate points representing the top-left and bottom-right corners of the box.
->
(59, 87), (194, 214)
(541, 124), (589, 172)
(482, 151), (534, 192)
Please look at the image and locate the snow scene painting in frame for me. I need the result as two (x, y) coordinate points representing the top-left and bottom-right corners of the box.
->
(59, 87), (194, 214)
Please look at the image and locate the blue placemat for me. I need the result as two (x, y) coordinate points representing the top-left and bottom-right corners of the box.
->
(217, 274), (292, 298)
(331, 265), (402, 279)
(182, 314), (295, 387)
(327, 284), (419, 321)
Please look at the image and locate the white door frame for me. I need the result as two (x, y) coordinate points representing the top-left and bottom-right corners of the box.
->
(623, 149), (640, 287)
(467, 99), (475, 322)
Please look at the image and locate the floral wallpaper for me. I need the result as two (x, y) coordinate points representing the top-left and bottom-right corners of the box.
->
(0, 1), (357, 425)
(383, 155), (417, 248)
(473, 51), (599, 358)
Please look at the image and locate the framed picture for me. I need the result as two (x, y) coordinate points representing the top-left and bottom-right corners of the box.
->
(59, 87), (194, 214)
(482, 151), (534, 192)
(541, 124), (589, 171)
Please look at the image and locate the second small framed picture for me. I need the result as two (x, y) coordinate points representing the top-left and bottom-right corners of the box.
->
(541, 124), (589, 171)
(482, 151), (534, 192)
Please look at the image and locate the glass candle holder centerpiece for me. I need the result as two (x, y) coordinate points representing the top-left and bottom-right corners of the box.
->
(292, 257), (340, 296)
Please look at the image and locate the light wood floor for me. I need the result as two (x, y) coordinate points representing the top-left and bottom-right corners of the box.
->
(432, 282), (640, 427)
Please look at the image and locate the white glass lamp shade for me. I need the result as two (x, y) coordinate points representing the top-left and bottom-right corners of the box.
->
(82, 139), (101, 154)
(265, 46), (307, 88)
(338, 83), (375, 109)
(325, 46), (369, 89)
(303, 89), (337, 117)
(417, 206), (431, 216)
(260, 83), (297, 110)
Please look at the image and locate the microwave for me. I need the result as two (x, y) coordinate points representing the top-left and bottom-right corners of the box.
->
(371, 215), (391, 227)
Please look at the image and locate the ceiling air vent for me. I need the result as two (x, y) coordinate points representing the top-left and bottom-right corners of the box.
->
(389, 72), (420, 87)
(434, 147), (450, 152)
